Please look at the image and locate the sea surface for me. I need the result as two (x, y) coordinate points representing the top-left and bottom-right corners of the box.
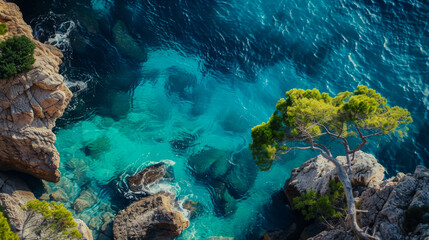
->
(11, 0), (429, 239)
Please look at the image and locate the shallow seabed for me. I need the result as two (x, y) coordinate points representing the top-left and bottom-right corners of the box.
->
(12, 0), (429, 239)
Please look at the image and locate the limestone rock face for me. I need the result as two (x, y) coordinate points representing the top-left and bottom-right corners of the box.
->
(283, 152), (429, 240)
(284, 151), (384, 207)
(0, 0), (72, 182)
(113, 193), (189, 240)
(0, 172), (93, 240)
(357, 165), (429, 240)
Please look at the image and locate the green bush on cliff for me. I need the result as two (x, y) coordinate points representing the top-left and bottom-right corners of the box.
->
(293, 179), (346, 222)
(0, 211), (19, 240)
(22, 200), (82, 239)
(0, 23), (7, 35)
(0, 35), (35, 79)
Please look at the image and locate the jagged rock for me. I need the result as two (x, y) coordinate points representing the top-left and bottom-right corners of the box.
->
(411, 224), (429, 240)
(284, 151), (384, 208)
(310, 229), (352, 240)
(0, 0), (72, 182)
(262, 223), (297, 240)
(127, 163), (169, 192)
(113, 193), (189, 240)
(357, 166), (429, 240)
(0, 171), (92, 239)
(73, 188), (98, 213)
(283, 152), (429, 240)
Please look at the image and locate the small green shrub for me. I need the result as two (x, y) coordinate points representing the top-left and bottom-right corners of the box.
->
(404, 205), (429, 233)
(0, 211), (19, 240)
(0, 23), (7, 35)
(293, 179), (346, 221)
(0, 35), (35, 79)
(22, 200), (82, 239)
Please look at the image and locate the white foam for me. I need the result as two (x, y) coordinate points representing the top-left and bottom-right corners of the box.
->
(46, 20), (76, 52)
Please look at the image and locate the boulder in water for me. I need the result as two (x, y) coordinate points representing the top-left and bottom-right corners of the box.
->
(113, 193), (189, 240)
(127, 162), (171, 192)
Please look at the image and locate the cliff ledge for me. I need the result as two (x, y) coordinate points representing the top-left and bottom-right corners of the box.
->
(0, 0), (72, 182)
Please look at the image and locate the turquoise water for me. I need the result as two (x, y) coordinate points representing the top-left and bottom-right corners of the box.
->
(13, 0), (429, 239)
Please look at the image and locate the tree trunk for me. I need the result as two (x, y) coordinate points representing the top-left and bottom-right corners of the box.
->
(320, 152), (378, 240)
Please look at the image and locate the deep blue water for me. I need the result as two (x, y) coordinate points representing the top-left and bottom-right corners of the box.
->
(11, 0), (429, 239)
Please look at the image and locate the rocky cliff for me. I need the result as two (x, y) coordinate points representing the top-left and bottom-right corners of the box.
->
(0, 0), (72, 182)
(282, 151), (429, 240)
(0, 171), (93, 239)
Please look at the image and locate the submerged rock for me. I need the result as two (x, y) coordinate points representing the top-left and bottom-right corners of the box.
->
(50, 188), (68, 202)
(112, 20), (147, 62)
(188, 147), (257, 216)
(182, 200), (204, 219)
(212, 181), (237, 216)
(89, 216), (103, 231)
(113, 193), (189, 240)
(73, 188), (98, 213)
(0, 0), (72, 182)
(127, 162), (172, 192)
(83, 136), (111, 159)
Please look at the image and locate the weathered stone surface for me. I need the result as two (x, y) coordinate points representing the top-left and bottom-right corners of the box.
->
(127, 163), (168, 192)
(75, 219), (94, 240)
(113, 193), (189, 240)
(73, 188), (98, 213)
(284, 151), (384, 207)
(283, 152), (429, 240)
(0, 0), (72, 182)
(0, 172), (92, 240)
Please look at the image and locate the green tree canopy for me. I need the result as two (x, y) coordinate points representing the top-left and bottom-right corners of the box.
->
(0, 35), (35, 79)
(250, 86), (412, 171)
(22, 200), (82, 240)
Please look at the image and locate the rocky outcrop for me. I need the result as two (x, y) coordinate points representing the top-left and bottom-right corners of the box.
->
(0, 0), (72, 182)
(127, 163), (169, 192)
(113, 193), (189, 240)
(283, 151), (429, 240)
(284, 151), (384, 208)
(0, 171), (93, 240)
